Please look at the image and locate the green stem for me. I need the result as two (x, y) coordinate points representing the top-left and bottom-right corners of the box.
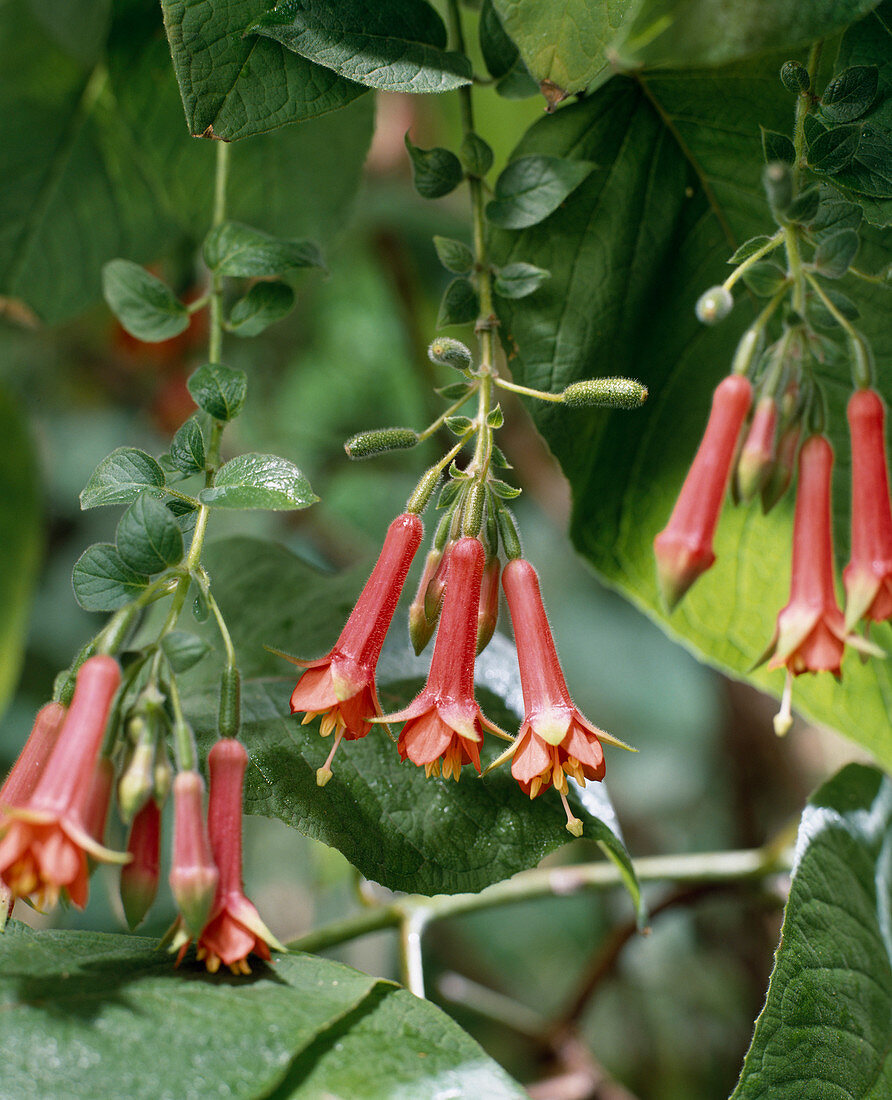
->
(494, 377), (564, 403)
(416, 384), (480, 442)
(804, 271), (860, 341)
(722, 230), (785, 292)
(196, 572), (238, 669)
(167, 671), (196, 772)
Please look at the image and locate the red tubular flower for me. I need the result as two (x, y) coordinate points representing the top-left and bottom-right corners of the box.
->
(0, 702), (67, 810)
(0, 656), (126, 910)
(654, 374), (753, 609)
(500, 559), (630, 835)
(408, 547), (444, 656)
(193, 739), (284, 974)
(475, 555), (501, 656)
(289, 512), (423, 784)
(379, 537), (507, 780)
(736, 395), (778, 502)
(844, 388), (892, 627)
(168, 771), (218, 938)
(120, 799), (161, 929)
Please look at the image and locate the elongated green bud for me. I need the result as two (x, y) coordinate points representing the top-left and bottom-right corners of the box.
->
(496, 505), (522, 560)
(780, 60), (810, 94)
(409, 549), (442, 656)
(118, 738), (156, 824)
(218, 665), (241, 739)
(462, 482), (486, 538)
(428, 337), (473, 371)
(407, 466), (442, 514)
(763, 162), (793, 215)
(345, 427), (419, 459)
(732, 326), (763, 375)
(849, 331), (875, 390)
(695, 286), (734, 325)
(561, 377), (648, 409)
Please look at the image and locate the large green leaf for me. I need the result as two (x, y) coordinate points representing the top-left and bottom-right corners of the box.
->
(0, 389), (40, 720)
(492, 0), (634, 96)
(732, 764), (892, 1099)
(613, 0), (882, 69)
(488, 54), (892, 768)
(0, 924), (523, 1099)
(177, 538), (638, 898)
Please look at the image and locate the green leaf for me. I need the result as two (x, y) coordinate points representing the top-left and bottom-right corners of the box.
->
(177, 537), (639, 900)
(160, 631), (212, 673)
(115, 493), (184, 575)
(80, 448), (166, 509)
(199, 455), (317, 511)
(404, 134), (464, 199)
(822, 63), (880, 122)
(248, 0), (472, 94)
(437, 276), (479, 327)
(433, 235), (475, 273)
(486, 156), (597, 229)
(785, 185), (822, 223)
(72, 543), (149, 612)
(486, 62), (892, 769)
(732, 765), (892, 1099)
(809, 195), (864, 236)
(478, 0), (538, 99)
(807, 119), (863, 173)
(0, 389), (40, 720)
(203, 221), (324, 277)
(612, 0), (881, 68)
(167, 417), (206, 476)
(460, 132), (495, 177)
(186, 364), (248, 422)
(742, 261), (788, 296)
(492, 0), (632, 96)
(761, 127), (796, 165)
(728, 235), (777, 263)
(101, 260), (189, 342)
(160, 0), (367, 140)
(494, 261), (551, 298)
(228, 281), (296, 336)
(813, 226), (860, 276)
(808, 284), (861, 328)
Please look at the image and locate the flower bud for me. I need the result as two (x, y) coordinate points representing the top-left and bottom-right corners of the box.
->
(761, 422), (801, 514)
(428, 337), (473, 371)
(424, 541), (454, 621)
(218, 666), (241, 740)
(407, 466), (442, 515)
(79, 757), (115, 847)
(344, 427), (420, 460)
(763, 162), (793, 215)
(736, 396), (778, 502)
(120, 799), (161, 929)
(476, 556), (501, 656)
(154, 746), (173, 806)
(695, 286), (734, 325)
(496, 505), (522, 560)
(462, 482), (486, 538)
(780, 60), (810, 94)
(169, 771), (218, 938)
(409, 549), (443, 655)
(731, 326), (763, 376)
(561, 377), (648, 409)
(849, 332), (875, 390)
(118, 739), (156, 824)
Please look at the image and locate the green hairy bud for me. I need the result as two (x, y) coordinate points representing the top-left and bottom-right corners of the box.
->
(428, 337), (473, 371)
(561, 377), (648, 409)
(780, 60), (810, 95)
(695, 285), (734, 325)
(345, 428), (420, 459)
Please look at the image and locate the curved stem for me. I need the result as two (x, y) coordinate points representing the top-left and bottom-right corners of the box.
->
(722, 230), (785, 292)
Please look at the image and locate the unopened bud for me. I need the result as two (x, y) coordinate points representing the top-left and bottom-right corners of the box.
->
(761, 423), (801, 513)
(736, 396), (778, 502)
(496, 505), (522, 560)
(81, 757), (115, 848)
(409, 549), (443, 655)
(462, 482), (486, 538)
(561, 377), (648, 409)
(849, 332), (875, 390)
(428, 337), (473, 371)
(695, 286), (734, 325)
(424, 542), (454, 621)
(118, 741), (156, 824)
(169, 771), (218, 937)
(780, 60), (810, 94)
(218, 666), (241, 740)
(476, 557), (501, 655)
(763, 162), (793, 214)
(345, 427), (419, 460)
(407, 466), (442, 515)
(120, 799), (161, 929)
(154, 747), (173, 806)
(732, 326), (763, 376)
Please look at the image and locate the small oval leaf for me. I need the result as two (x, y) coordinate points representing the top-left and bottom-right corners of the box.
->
(199, 454), (318, 510)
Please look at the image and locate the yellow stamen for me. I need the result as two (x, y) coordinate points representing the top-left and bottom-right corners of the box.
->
(301, 710), (319, 726)
(529, 775), (543, 799)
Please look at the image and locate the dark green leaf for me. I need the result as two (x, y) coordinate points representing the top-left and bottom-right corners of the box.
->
(460, 132), (495, 177)
(187, 364), (248, 422)
(72, 543), (149, 612)
(433, 235), (475, 273)
(807, 119), (863, 173)
(728, 235), (777, 263)
(445, 415), (475, 435)
(80, 448), (166, 509)
(808, 285), (860, 328)
(761, 127), (795, 165)
(478, 0), (538, 99)
(809, 195), (864, 236)
(494, 261), (551, 298)
(813, 227), (860, 276)
(486, 156), (597, 229)
(199, 454), (317, 510)
(161, 631), (212, 673)
(168, 418), (206, 476)
(228, 281), (295, 336)
(489, 476), (522, 499)
(732, 765), (892, 1099)
(115, 493), (184, 575)
(248, 0), (472, 94)
(101, 260), (189, 342)
(204, 222), (324, 277)
(741, 261), (788, 296)
(822, 64), (880, 122)
(437, 381), (474, 400)
(612, 0), (881, 68)
(160, 0), (367, 140)
(404, 134), (464, 199)
(437, 277), (479, 327)
(785, 185), (821, 223)
(0, 389), (40, 719)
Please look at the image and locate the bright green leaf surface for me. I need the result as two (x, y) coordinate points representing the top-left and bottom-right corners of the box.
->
(161, 0), (367, 140)
(199, 455), (317, 510)
(101, 259), (189, 342)
(493, 0), (632, 95)
(612, 0), (882, 69)
(187, 363), (248, 422)
(488, 57), (892, 768)
(72, 543), (150, 612)
(0, 390), (40, 719)
(494, 261), (551, 298)
(115, 493), (184, 575)
(229, 281), (296, 336)
(437, 276), (479, 327)
(478, 0), (538, 99)
(203, 222), (324, 278)
(732, 764), (892, 1099)
(168, 417), (206, 475)
(433, 235), (475, 273)
(248, 0), (472, 94)
(80, 448), (166, 509)
(486, 155), (597, 229)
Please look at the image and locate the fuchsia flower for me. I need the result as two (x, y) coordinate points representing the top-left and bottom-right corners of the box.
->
(194, 740), (284, 974)
(379, 537), (507, 780)
(289, 512), (423, 784)
(0, 656), (127, 910)
(654, 374), (753, 608)
(843, 388), (892, 627)
(499, 558), (630, 835)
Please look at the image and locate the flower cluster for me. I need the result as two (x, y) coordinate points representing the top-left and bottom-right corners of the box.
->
(288, 515), (631, 835)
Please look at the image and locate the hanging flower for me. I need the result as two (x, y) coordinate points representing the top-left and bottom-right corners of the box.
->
(120, 799), (162, 930)
(168, 770), (219, 938)
(0, 656), (127, 910)
(654, 374), (753, 608)
(843, 388), (892, 627)
(288, 512), (423, 784)
(498, 558), (631, 836)
(379, 537), (507, 780)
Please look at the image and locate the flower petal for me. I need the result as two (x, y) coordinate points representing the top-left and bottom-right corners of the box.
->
(511, 730), (552, 784)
